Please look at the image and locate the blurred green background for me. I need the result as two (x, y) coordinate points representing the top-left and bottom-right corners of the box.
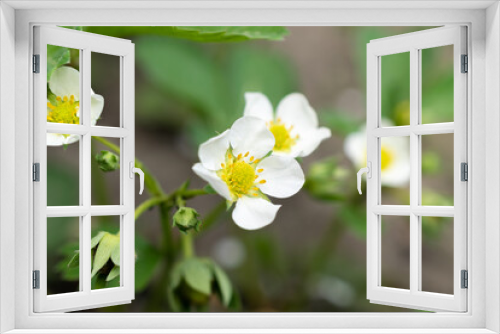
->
(46, 26), (455, 312)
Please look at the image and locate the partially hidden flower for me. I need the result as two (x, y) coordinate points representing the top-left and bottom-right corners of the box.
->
(243, 92), (331, 157)
(192, 116), (305, 230)
(344, 119), (410, 187)
(47, 66), (104, 146)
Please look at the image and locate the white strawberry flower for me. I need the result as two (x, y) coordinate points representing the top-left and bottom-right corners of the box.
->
(192, 117), (305, 230)
(46, 66), (104, 146)
(243, 92), (331, 158)
(344, 119), (410, 187)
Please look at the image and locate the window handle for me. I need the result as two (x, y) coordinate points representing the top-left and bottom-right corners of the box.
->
(357, 162), (371, 195)
(130, 161), (144, 195)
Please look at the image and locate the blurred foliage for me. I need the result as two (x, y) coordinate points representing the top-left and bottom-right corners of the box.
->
(85, 26), (289, 43)
(135, 36), (296, 144)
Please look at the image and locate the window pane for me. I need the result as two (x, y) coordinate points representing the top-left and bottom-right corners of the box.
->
(421, 134), (454, 206)
(46, 46), (81, 125)
(91, 52), (121, 127)
(380, 136), (410, 205)
(381, 52), (410, 126)
(47, 217), (80, 295)
(91, 136), (121, 206)
(421, 45), (454, 124)
(381, 215), (410, 290)
(91, 215), (121, 290)
(47, 134), (80, 206)
(421, 217), (454, 294)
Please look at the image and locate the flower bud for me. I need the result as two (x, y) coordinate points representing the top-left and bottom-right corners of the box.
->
(173, 207), (202, 232)
(95, 150), (120, 172)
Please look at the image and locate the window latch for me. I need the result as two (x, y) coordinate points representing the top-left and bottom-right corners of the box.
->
(130, 162), (144, 195)
(357, 162), (372, 195)
(33, 270), (40, 289)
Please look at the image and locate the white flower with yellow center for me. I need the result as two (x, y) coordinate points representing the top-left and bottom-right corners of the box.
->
(192, 117), (305, 230)
(46, 66), (104, 146)
(243, 92), (331, 157)
(344, 120), (410, 187)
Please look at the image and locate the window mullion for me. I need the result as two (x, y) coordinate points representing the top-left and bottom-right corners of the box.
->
(81, 48), (92, 294)
(409, 48), (420, 294)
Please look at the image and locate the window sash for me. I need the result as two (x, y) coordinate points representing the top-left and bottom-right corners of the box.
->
(366, 26), (467, 312)
(33, 26), (135, 313)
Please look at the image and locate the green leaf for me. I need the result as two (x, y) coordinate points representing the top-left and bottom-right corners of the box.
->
(210, 261), (232, 307)
(106, 266), (120, 282)
(91, 231), (106, 249)
(47, 45), (70, 81)
(135, 236), (161, 293)
(91, 233), (119, 277)
(136, 37), (227, 129)
(111, 243), (120, 266)
(67, 251), (79, 269)
(181, 258), (213, 296)
(84, 26), (288, 42)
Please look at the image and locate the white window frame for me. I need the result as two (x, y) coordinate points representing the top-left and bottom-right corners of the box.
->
(1, 1), (499, 333)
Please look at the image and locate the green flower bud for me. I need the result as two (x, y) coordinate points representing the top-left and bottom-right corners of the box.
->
(173, 207), (202, 232)
(95, 150), (120, 172)
(304, 158), (348, 201)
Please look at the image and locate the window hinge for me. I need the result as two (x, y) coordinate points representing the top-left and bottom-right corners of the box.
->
(461, 162), (468, 181)
(461, 270), (468, 289)
(33, 54), (40, 73)
(461, 54), (468, 73)
(33, 163), (40, 182)
(33, 270), (40, 289)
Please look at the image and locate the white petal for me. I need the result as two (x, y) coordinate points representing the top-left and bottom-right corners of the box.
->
(256, 156), (304, 198)
(343, 131), (366, 168)
(46, 133), (80, 146)
(243, 92), (274, 122)
(192, 163), (231, 200)
(382, 161), (410, 187)
(232, 196), (281, 230)
(90, 94), (104, 125)
(49, 66), (80, 100)
(197, 130), (230, 171)
(294, 127), (332, 157)
(276, 93), (318, 132)
(229, 117), (275, 159)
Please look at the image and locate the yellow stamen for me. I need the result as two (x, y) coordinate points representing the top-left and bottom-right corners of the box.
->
(259, 180), (267, 184)
(250, 156), (254, 162)
(268, 119), (298, 153)
(257, 169), (264, 173)
(244, 152), (249, 157)
(46, 95), (80, 125)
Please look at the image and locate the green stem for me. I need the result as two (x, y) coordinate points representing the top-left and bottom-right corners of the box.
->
(181, 233), (195, 258)
(135, 195), (170, 220)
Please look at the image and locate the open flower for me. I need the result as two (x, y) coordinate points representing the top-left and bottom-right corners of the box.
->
(243, 92), (331, 157)
(344, 119), (410, 187)
(192, 117), (305, 230)
(47, 66), (104, 146)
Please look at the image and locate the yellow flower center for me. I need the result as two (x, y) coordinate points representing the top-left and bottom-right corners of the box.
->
(268, 119), (298, 153)
(218, 151), (265, 200)
(47, 95), (80, 124)
(381, 146), (394, 171)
